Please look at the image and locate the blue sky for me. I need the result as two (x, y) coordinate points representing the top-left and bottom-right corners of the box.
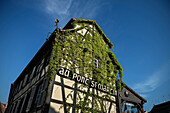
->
(0, 0), (170, 111)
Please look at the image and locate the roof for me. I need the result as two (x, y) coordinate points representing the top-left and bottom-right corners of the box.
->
(124, 83), (147, 103)
(63, 18), (114, 49)
(0, 102), (6, 113)
(13, 29), (57, 84)
(150, 101), (170, 113)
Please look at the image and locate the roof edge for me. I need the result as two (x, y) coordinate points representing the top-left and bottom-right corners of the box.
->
(124, 83), (147, 103)
(13, 29), (57, 84)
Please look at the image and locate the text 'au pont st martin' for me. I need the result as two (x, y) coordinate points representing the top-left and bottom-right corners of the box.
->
(57, 67), (116, 95)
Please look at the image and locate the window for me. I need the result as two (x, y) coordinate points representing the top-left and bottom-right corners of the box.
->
(26, 85), (37, 112)
(19, 94), (27, 113)
(14, 100), (20, 113)
(122, 102), (141, 113)
(94, 58), (99, 68)
(19, 91), (31, 113)
(45, 55), (51, 67)
(13, 84), (18, 95)
(36, 78), (49, 107)
(22, 74), (28, 87)
(29, 66), (37, 82)
(10, 102), (16, 113)
(17, 97), (24, 113)
(94, 57), (101, 68)
(35, 81), (43, 107)
(18, 80), (23, 92)
(36, 58), (45, 79)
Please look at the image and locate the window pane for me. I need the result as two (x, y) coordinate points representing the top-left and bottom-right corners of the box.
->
(22, 74), (28, 87)
(94, 58), (99, 68)
(122, 102), (139, 113)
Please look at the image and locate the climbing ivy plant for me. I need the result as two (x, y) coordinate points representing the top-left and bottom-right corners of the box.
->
(47, 19), (123, 113)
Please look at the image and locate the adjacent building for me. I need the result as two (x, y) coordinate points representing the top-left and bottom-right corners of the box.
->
(149, 101), (170, 113)
(5, 18), (146, 113)
(0, 102), (7, 113)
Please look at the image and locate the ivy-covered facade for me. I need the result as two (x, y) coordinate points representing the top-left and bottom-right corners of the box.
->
(48, 18), (123, 113)
(5, 18), (146, 113)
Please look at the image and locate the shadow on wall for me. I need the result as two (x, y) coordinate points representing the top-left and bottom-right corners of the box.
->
(49, 106), (59, 113)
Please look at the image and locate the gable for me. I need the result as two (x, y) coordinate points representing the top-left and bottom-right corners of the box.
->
(63, 18), (113, 49)
(52, 19), (123, 84)
(63, 18), (122, 79)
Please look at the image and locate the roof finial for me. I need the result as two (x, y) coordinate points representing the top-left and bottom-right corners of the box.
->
(55, 19), (59, 28)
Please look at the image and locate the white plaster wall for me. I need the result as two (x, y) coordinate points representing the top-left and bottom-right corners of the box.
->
(50, 74), (117, 113)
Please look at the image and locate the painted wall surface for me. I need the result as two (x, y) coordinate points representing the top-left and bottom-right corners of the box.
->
(49, 74), (117, 113)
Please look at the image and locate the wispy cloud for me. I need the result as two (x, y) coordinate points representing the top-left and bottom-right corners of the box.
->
(132, 61), (170, 97)
(43, 0), (103, 18)
(45, 0), (72, 16)
(41, 0), (105, 28)
(69, 0), (102, 19)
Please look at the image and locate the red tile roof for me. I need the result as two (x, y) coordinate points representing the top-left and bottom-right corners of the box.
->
(0, 102), (7, 113)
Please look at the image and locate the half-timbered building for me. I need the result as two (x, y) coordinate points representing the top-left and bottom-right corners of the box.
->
(5, 18), (146, 113)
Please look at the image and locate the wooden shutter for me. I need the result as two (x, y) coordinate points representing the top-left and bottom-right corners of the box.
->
(26, 86), (37, 112)
(8, 104), (13, 113)
(14, 100), (20, 113)
(11, 102), (16, 113)
(36, 64), (41, 80)
(45, 55), (50, 66)
(19, 94), (27, 113)
(37, 59), (45, 79)
(44, 55), (50, 74)
(13, 85), (18, 95)
(18, 80), (23, 92)
(39, 59), (45, 72)
(29, 66), (36, 81)
(22, 74), (28, 87)
(37, 78), (49, 107)
(43, 78), (49, 90)
(45, 65), (49, 74)
(41, 68), (45, 77)
(39, 91), (46, 107)
(36, 83), (43, 107)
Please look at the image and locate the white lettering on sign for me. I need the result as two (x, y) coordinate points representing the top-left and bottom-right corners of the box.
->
(59, 68), (64, 75)
(64, 69), (70, 77)
(57, 67), (115, 95)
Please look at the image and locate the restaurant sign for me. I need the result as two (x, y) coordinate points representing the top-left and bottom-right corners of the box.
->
(57, 67), (116, 95)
